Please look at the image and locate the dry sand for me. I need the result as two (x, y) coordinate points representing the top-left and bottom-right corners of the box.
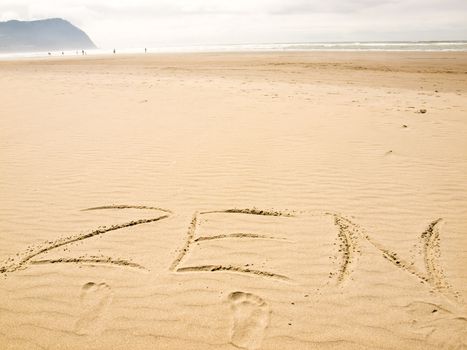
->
(0, 52), (467, 349)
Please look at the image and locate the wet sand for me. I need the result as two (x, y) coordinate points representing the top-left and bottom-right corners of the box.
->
(1, 52), (467, 349)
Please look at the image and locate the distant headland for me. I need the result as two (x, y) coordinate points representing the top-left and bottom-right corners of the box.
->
(0, 18), (96, 53)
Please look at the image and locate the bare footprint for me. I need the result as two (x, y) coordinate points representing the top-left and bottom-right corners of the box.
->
(75, 282), (113, 335)
(228, 291), (270, 350)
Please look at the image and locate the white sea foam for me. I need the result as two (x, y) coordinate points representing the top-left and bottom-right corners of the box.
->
(1, 41), (466, 59)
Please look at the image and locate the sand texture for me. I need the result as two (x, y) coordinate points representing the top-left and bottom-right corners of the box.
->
(1, 52), (467, 349)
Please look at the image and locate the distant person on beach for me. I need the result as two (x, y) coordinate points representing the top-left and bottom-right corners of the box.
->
(145, 48), (147, 53)
(48, 52), (51, 56)
(113, 49), (116, 54)
(82, 50), (84, 55)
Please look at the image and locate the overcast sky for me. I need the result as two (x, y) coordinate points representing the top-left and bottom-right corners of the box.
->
(1, 0), (466, 48)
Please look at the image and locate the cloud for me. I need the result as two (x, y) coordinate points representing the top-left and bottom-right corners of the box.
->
(0, 0), (466, 47)
(266, 0), (396, 15)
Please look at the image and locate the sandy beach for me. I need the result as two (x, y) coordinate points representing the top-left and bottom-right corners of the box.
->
(1, 52), (467, 349)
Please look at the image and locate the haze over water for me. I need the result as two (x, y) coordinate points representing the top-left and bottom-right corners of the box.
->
(1, 40), (467, 59)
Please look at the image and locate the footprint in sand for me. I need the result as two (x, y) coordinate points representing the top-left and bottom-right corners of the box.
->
(228, 291), (270, 350)
(406, 301), (467, 348)
(75, 282), (113, 335)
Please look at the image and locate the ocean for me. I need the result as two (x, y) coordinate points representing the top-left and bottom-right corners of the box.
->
(1, 41), (466, 59)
